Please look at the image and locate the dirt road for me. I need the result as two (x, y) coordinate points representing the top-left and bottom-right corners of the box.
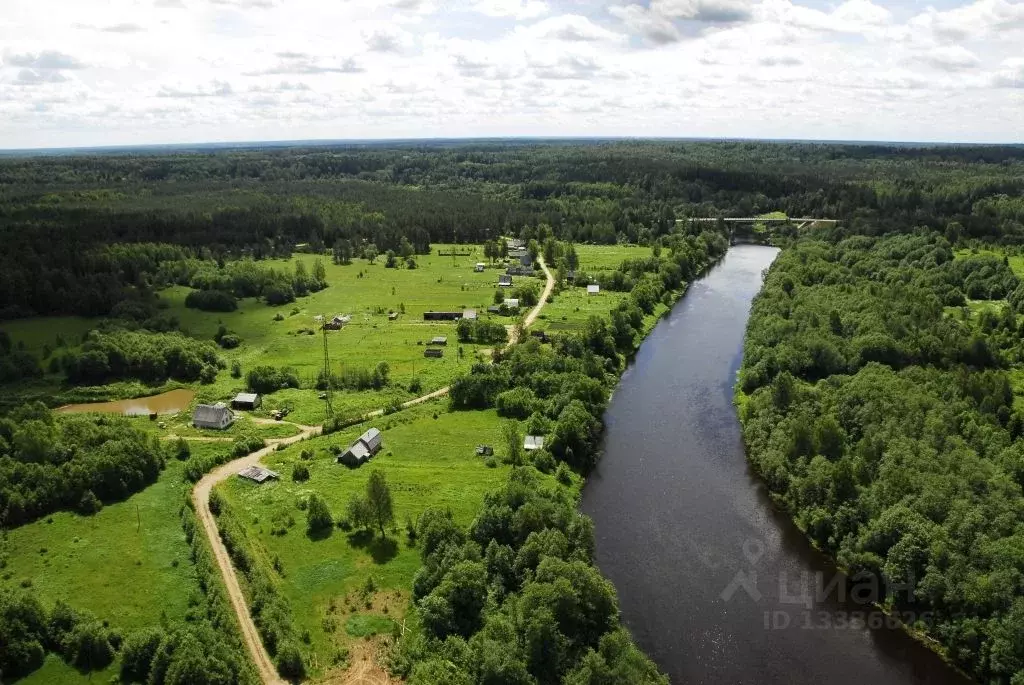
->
(192, 255), (555, 684)
(191, 422), (319, 685)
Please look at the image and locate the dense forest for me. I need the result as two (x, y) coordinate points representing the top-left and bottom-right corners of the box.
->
(2, 141), (1023, 318)
(739, 232), (1024, 684)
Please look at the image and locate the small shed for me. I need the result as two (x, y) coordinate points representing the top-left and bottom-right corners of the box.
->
(475, 262), (486, 272)
(338, 427), (383, 467)
(192, 403), (235, 430)
(498, 275), (513, 287)
(587, 284), (601, 295)
(428, 336), (448, 346)
(476, 445), (494, 456)
(238, 466), (279, 483)
(524, 435), (545, 451)
(487, 305), (502, 314)
(463, 309), (478, 320)
(424, 348), (444, 358)
(504, 298), (520, 309)
(388, 312), (399, 320)
(231, 393), (261, 410)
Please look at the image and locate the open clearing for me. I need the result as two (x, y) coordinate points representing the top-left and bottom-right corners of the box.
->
(214, 405), (549, 679)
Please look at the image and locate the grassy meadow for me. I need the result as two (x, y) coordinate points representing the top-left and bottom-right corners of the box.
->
(215, 403), (563, 677)
(538, 244), (650, 333)
(0, 458), (201, 632)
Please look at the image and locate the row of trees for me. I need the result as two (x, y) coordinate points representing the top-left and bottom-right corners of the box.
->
(59, 328), (223, 385)
(739, 232), (1024, 684)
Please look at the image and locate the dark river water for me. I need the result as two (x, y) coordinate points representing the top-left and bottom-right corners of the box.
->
(581, 245), (970, 685)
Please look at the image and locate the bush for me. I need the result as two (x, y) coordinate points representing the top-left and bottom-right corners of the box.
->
(247, 365), (300, 394)
(217, 334), (242, 349)
(409, 377), (423, 394)
(174, 437), (191, 461)
(184, 289), (237, 312)
(306, 494), (333, 534)
(276, 640), (306, 680)
(555, 462), (573, 486)
(230, 360), (242, 378)
(77, 490), (102, 515)
(292, 463), (310, 482)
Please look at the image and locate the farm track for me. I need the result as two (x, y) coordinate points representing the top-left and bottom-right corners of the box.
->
(192, 256), (554, 683)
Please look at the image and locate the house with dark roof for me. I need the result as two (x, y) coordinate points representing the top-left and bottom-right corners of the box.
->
(424, 311), (463, 321)
(338, 427), (383, 467)
(498, 275), (513, 287)
(192, 403), (235, 430)
(424, 348), (444, 358)
(231, 393), (261, 410)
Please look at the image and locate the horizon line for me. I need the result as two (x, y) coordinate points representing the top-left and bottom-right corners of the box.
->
(2, 134), (1023, 156)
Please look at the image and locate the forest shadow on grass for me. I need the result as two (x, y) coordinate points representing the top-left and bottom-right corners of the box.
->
(347, 529), (399, 564)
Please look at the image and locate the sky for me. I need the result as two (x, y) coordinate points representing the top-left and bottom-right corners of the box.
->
(0, 0), (1022, 148)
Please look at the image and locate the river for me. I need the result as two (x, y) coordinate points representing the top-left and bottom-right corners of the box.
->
(580, 245), (969, 685)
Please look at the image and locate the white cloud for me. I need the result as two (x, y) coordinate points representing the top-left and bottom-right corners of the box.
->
(652, 0), (755, 22)
(5, 50), (86, 70)
(471, 0), (549, 20)
(0, 0), (1020, 146)
(922, 45), (981, 71)
(517, 15), (624, 42)
(910, 0), (1024, 41)
(609, 4), (682, 44)
(157, 80), (234, 97)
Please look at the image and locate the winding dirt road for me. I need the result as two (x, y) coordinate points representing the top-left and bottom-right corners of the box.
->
(191, 255), (555, 684)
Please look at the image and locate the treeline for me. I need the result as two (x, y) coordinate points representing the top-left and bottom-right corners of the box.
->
(739, 233), (1024, 684)
(0, 405), (167, 526)
(391, 469), (666, 684)
(5, 141), (1022, 319)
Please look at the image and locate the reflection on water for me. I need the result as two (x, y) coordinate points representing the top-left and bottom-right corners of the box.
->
(581, 246), (969, 685)
(56, 389), (196, 416)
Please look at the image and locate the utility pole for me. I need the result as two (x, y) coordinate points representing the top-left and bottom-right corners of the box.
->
(322, 315), (334, 419)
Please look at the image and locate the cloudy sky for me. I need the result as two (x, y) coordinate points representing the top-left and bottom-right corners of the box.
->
(1, 0), (1022, 148)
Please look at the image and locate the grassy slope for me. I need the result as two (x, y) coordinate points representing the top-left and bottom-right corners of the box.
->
(214, 403), (553, 677)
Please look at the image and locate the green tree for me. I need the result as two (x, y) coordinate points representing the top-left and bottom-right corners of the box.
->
(366, 470), (394, 537)
(306, 493), (333, 534)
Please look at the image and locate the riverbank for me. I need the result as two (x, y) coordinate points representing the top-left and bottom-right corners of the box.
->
(582, 245), (969, 685)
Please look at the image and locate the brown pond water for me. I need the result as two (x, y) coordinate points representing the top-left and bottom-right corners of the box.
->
(56, 389), (196, 416)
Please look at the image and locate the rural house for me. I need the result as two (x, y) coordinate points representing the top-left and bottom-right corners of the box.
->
(428, 336), (448, 346)
(587, 284), (601, 295)
(338, 427), (383, 467)
(463, 309), (478, 320)
(498, 275), (513, 287)
(231, 392), (261, 410)
(424, 348), (444, 358)
(524, 435), (545, 451)
(238, 466), (278, 483)
(474, 262), (486, 272)
(503, 298), (520, 309)
(192, 403), (235, 430)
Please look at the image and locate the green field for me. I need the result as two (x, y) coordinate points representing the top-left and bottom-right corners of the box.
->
(215, 404), (555, 676)
(0, 458), (200, 633)
(954, 246), (1024, 277)
(538, 245), (651, 332)
(0, 246), (533, 423)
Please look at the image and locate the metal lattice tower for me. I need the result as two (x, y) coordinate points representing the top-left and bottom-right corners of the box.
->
(322, 315), (334, 419)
